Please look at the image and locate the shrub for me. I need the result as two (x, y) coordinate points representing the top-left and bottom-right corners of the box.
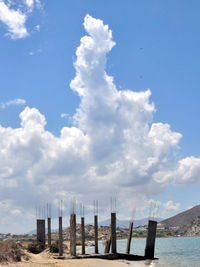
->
(27, 242), (45, 254)
(50, 241), (59, 253)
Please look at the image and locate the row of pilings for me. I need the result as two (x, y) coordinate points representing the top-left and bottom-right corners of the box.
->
(36, 212), (157, 259)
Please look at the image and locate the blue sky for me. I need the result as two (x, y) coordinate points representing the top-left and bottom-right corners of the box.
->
(0, 0), (200, 233)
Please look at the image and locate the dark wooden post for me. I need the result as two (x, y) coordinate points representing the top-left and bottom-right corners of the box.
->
(70, 213), (76, 256)
(111, 213), (116, 253)
(81, 216), (85, 255)
(59, 216), (63, 256)
(48, 217), (51, 247)
(94, 215), (98, 254)
(145, 220), (157, 259)
(37, 219), (45, 247)
(126, 221), (133, 254)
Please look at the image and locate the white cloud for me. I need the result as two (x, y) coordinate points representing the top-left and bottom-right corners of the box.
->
(0, 1), (28, 39)
(153, 156), (200, 184)
(0, 14), (199, 232)
(19, 106), (46, 128)
(163, 200), (180, 212)
(0, 0), (41, 39)
(25, 0), (41, 11)
(25, 0), (34, 8)
(0, 98), (26, 108)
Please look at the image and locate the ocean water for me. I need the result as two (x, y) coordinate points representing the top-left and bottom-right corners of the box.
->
(88, 236), (200, 267)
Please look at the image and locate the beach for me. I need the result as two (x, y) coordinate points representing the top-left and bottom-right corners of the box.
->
(4, 245), (151, 267)
(6, 250), (130, 267)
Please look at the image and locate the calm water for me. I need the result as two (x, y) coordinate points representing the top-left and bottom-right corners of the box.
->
(87, 236), (200, 267)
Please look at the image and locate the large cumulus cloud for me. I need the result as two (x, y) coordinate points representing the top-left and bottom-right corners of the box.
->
(0, 14), (199, 232)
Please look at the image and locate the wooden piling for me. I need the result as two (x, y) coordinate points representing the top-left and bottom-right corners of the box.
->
(81, 217), (85, 255)
(48, 217), (51, 247)
(144, 220), (157, 259)
(94, 215), (98, 254)
(111, 213), (116, 253)
(126, 221), (133, 254)
(37, 219), (45, 247)
(70, 213), (76, 256)
(59, 216), (63, 256)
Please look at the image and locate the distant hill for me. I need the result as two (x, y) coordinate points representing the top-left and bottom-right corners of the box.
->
(99, 217), (163, 228)
(161, 205), (200, 228)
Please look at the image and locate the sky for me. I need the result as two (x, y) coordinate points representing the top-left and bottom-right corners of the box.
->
(0, 0), (200, 233)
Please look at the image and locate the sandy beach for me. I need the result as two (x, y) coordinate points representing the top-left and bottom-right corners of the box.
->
(4, 249), (153, 267)
(7, 259), (151, 267)
(7, 259), (129, 267)
(6, 251), (128, 267)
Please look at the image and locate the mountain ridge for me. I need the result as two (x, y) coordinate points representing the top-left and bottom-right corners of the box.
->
(161, 204), (200, 228)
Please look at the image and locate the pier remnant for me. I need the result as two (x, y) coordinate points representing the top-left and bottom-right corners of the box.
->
(94, 215), (98, 254)
(126, 221), (133, 254)
(70, 213), (76, 256)
(48, 217), (51, 247)
(81, 216), (85, 255)
(144, 220), (157, 259)
(47, 203), (51, 247)
(93, 199), (99, 254)
(37, 219), (45, 247)
(111, 212), (116, 253)
(59, 216), (63, 256)
(58, 200), (63, 256)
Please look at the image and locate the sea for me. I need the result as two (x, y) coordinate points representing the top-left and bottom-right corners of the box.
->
(87, 236), (200, 267)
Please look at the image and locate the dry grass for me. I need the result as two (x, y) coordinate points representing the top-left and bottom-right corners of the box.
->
(0, 240), (29, 264)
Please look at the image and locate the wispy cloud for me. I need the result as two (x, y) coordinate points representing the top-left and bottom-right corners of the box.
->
(0, 98), (26, 109)
(25, 0), (34, 9)
(61, 113), (70, 119)
(35, 24), (40, 31)
(28, 48), (41, 56)
(61, 113), (73, 125)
